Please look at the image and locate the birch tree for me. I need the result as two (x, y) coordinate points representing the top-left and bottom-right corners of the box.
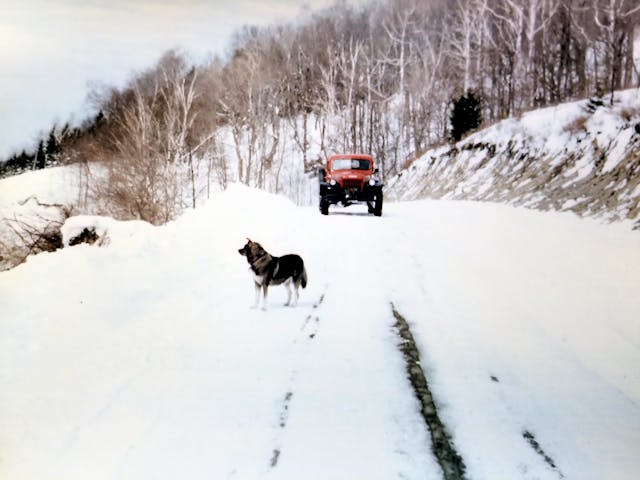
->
(592, 0), (640, 100)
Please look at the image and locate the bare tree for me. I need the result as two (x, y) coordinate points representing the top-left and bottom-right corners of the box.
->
(219, 28), (283, 188)
(50, 0), (634, 213)
(449, 0), (486, 92)
(81, 51), (214, 223)
(592, 0), (640, 100)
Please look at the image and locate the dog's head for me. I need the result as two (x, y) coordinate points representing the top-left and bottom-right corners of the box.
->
(238, 238), (262, 259)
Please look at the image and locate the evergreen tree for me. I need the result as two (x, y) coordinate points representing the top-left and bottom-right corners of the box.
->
(0, 156), (13, 177)
(0, 150), (34, 177)
(20, 150), (34, 170)
(35, 140), (46, 170)
(450, 91), (482, 142)
(45, 127), (61, 165)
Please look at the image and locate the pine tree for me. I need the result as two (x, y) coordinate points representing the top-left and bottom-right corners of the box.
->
(35, 140), (46, 170)
(450, 91), (482, 142)
(20, 150), (34, 170)
(45, 127), (60, 166)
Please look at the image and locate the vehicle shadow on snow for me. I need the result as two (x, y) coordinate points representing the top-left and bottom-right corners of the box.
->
(326, 211), (387, 217)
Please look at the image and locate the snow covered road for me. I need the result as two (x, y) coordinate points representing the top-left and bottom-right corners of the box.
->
(1, 185), (639, 480)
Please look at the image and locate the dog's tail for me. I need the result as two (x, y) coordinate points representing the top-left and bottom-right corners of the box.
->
(300, 266), (307, 289)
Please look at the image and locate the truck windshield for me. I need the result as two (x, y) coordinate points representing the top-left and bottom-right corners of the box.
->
(331, 159), (371, 171)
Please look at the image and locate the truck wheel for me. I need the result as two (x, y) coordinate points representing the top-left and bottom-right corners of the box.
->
(373, 192), (383, 216)
(320, 198), (329, 215)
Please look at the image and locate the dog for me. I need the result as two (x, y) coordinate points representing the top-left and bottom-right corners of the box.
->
(238, 239), (307, 310)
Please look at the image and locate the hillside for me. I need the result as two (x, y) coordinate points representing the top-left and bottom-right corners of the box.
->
(0, 166), (80, 271)
(387, 89), (640, 228)
(3, 90), (640, 273)
(3, 91), (640, 273)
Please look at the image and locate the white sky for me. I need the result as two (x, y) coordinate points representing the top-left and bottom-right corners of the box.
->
(0, 0), (361, 158)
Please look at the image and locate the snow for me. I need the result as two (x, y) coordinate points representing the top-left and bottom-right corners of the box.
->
(387, 200), (640, 479)
(1, 182), (639, 480)
(0, 165), (78, 207)
(0, 166), (82, 270)
(61, 215), (157, 250)
(0, 165), (79, 237)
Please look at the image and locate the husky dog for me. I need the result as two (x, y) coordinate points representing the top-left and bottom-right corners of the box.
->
(238, 239), (307, 309)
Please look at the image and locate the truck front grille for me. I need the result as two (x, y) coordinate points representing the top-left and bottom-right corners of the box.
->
(343, 179), (362, 189)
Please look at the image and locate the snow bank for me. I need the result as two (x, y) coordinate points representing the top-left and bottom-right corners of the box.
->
(61, 215), (157, 250)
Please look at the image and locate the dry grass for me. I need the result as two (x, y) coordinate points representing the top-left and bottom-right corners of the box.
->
(619, 105), (640, 122)
(563, 114), (590, 134)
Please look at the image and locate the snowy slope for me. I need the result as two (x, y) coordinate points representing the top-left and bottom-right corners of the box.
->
(387, 89), (640, 227)
(0, 166), (80, 270)
(1, 185), (639, 480)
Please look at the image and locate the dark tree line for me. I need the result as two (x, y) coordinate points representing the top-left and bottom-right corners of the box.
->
(2, 0), (636, 221)
(0, 126), (65, 178)
(0, 116), (106, 178)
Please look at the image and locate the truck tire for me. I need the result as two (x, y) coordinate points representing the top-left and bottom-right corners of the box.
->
(373, 192), (383, 216)
(320, 198), (329, 215)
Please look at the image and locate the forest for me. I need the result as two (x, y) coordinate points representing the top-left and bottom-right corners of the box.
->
(1, 0), (638, 224)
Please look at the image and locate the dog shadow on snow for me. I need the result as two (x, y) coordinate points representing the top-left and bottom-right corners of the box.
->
(252, 299), (318, 310)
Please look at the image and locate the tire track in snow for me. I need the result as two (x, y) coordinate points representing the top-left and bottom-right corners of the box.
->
(522, 430), (564, 479)
(268, 289), (326, 469)
(391, 303), (468, 480)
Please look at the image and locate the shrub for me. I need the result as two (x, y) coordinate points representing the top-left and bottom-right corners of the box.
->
(450, 91), (482, 142)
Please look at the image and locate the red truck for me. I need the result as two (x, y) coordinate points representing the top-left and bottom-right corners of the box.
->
(318, 154), (383, 216)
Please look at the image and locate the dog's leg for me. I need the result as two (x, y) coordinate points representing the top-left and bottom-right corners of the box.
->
(252, 282), (261, 309)
(293, 284), (300, 306)
(284, 279), (292, 306)
(261, 284), (269, 310)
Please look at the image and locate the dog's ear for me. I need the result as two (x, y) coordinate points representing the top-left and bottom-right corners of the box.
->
(246, 237), (253, 244)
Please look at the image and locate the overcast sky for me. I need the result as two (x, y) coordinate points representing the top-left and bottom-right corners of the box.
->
(0, 0), (363, 158)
